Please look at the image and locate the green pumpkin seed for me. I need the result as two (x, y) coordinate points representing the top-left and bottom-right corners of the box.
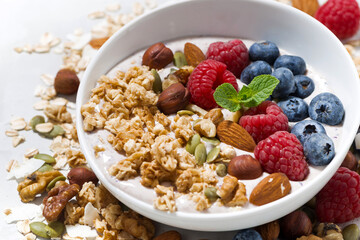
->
(151, 69), (162, 94)
(173, 51), (187, 68)
(195, 143), (207, 166)
(46, 221), (65, 238)
(186, 134), (201, 154)
(343, 224), (360, 240)
(41, 125), (65, 138)
(30, 115), (45, 131)
(30, 222), (50, 238)
(204, 187), (219, 202)
(37, 163), (54, 172)
(46, 175), (66, 191)
(170, 68), (178, 73)
(216, 164), (227, 177)
(34, 153), (56, 164)
(177, 110), (194, 116)
(206, 146), (220, 163)
(201, 137), (220, 146)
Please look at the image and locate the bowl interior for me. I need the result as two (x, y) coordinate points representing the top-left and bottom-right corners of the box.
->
(76, 0), (360, 231)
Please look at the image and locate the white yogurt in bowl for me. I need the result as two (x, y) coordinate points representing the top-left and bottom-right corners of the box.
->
(76, 0), (360, 231)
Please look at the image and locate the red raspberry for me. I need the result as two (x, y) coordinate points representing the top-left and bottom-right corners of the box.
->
(254, 131), (309, 181)
(206, 39), (250, 78)
(187, 59), (238, 110)
(239, 101), (288, 143)
(316, 167), (360, 223)
(315, 0), (360, 39)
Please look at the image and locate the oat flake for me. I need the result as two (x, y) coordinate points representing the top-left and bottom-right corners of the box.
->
(16, 219), (31, 235)
(88, 10), (106, 19)
(35, 122), (54, 133)
(5, 129), (19, 137)
(33, 100), (49, 110)
(24, 148), (39, 158)
(12, 136), (25, 147)
(40, 73), (54, 86)
(11, 118), (27, 131)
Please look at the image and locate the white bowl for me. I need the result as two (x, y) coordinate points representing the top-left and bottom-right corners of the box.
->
(76, 0), (360, 231)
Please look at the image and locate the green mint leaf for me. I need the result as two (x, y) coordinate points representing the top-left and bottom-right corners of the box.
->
(238, 75), (279, 107)
(213, 83), (241, 112)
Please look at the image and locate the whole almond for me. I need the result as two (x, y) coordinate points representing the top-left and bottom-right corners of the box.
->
(292, 0), (319, 17)
(256, 220), (280, 240)
(67, 167), (98, 187)
(184, 42), (206, 67)
(89, 37), (109, 49)
(228, 155), (263, 180)
(250, 172), (291, 206)
(54, 68), (80, 95)
(154, 230), (181, 240)
(217, 120), (256, 152)
(142, 42), (173, 70)
(157, 83), (190, 115)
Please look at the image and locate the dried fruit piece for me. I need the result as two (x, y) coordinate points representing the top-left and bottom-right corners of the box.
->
(250, 173), (291, 206)
(292, 0), (319, 17)
(184, 42), (205, 67)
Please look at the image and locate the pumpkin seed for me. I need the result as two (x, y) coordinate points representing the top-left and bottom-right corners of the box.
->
(46, 175), (66, 191)
(185, 134), (201, 154)
(202, 137), (220, 146)
(46, 221), (65, 238)
(30, 115), (45, 131)
(343, 224), (360, 240)
(151, 69), (162, 94)
(34, 153), (56, 164)
(41, 125), (65, 138)
(37, 163), (54, 172)
(195, 143), (206, 166)
(173, 51), (187, 68)
(204, 187), (219, 202)
(206, 146), (220, 163)
(216, 164), (227, 177)
(170, 68), (178, 73)
(30, 222), (50, 238)
(177, 110), (194, 116)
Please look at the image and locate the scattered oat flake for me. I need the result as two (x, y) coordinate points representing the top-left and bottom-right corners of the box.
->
(145, 0), (157, 9)
(73, 28), (84, 36)
(14, 47), (23, 53)
(133, 2), (144, 16)
(88, 10), (106, 19)
(40, 73), (54, 86)
(39, 32), (55, 46)
(12, 136), (25, 147)
(6, 159), (17, 172)
(51, 97), (68, 106)
(5, 129), (19, 137)
(67, 102), (76, 110)
(33, 100), (49, 110)
(106, 3), (121, 12)
(50, 37), (61, 47)
(71, 33), (92, 51)
(24, 148), (39, 158)
(17, 219), (31, 235)
(23, 44), (33, 53)
(34, 44), (50, 53)
(22, 233), (36, 240)
(35, 122), (53, 133)
(11, 118), (27, 131)
(34, 85), (46, 97)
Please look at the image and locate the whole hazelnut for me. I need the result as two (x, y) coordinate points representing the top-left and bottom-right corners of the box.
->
(54, 68), (80, 95)
(280, 210), (312, 239)
(341, 150), (358, 171)
(142, 42), (174, 70)
(228, 155), (263, 180)
(157, 83), (190, 115)
(256, 220), (280, 240)
(67, 167), (98, 187)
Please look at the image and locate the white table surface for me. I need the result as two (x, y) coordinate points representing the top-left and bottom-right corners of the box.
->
(0, 0), (359, 239)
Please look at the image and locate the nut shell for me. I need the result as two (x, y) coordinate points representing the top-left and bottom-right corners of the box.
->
(157, 83), (190, 115)
(228, 155), (263, 180)
(142, 42), (174, 70)
(54, 68), (80, 95)
(67, 167), (98, 187)
(280, 210), (312, 239)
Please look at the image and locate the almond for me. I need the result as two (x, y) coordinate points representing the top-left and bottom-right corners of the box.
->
(89, 37), (109, 49)
(292, 0), (319, 17)
(216, 120), (256, 152)
(250, 172), (291, 206)
(184, 42), (206, 67)
(154, 230), (181, 240)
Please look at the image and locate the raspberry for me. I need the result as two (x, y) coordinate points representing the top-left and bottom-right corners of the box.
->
(316, 167), (360, 223)
(254, 131), (309, 181)
(187, 59), (238, 110)
(239, 101), (288, 143)
(315, 0), (360, 39)
(206, 39), (250, 78)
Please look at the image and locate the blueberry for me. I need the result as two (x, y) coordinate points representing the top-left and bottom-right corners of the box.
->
(240, 61), (272, 84)
(271, 67), (295, 99)
(249, 41), (280, 65)
(304, 133), (335, 166)
(233, 229), (263, 240)
(308, 92), (345, 125)
(291, 120), (326, 144)
(293, 75), (315, 99)
(278, 96), (309, 122)
(274, 55), (306, 75)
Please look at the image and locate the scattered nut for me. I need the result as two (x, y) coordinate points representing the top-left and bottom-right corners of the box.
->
(142, 42), (174, 70)
(157, 83), (190, 114)
(204, 108), (224, 126)
(292, 0), (319, 17)
(154, 230), (182, 240)
(341, 151), (358, 171)
(89, 37), (109, 49)
(280, 210), (312, 239)
(256, 220), (280, 240)
(184, 42), (206, 67)
(193, 119), (217, 138)
(228, 155), (263, 180)
(54, 68), (80, 95)
(316, 223), (342, 240)
(67, 167), (99, 187)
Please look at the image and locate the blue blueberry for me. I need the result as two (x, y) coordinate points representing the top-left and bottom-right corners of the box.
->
(249, 41), (280, 65)
(291, 120), (326, 144)
(274, 55), (306, 75)
(304, 133), (335, 166)
(308, 92), (345, 125)
(278, 97), (309, 122)
(271, 67), (295, 99)
(240, 61), (272, 84)
(233, 229), (263, 240)
(293, 75), (315, 99)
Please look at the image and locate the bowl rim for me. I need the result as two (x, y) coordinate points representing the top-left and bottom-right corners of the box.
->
(76, 0), (360, 231)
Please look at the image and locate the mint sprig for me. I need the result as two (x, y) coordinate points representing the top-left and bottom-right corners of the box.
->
(213, 74), (279, 112)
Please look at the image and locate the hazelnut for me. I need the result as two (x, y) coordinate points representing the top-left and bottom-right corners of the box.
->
(280, 210), (312, 239)
(142, 42), (174, 70)
(256, 220), (280, 240)
(67, 167), (98, 187)
(157, 83), (190, 115)
(341, 150), (358, 171)
(228, 155), (262, 180)
(154, 230), (181, 240)
(54, 68), (80, 95)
